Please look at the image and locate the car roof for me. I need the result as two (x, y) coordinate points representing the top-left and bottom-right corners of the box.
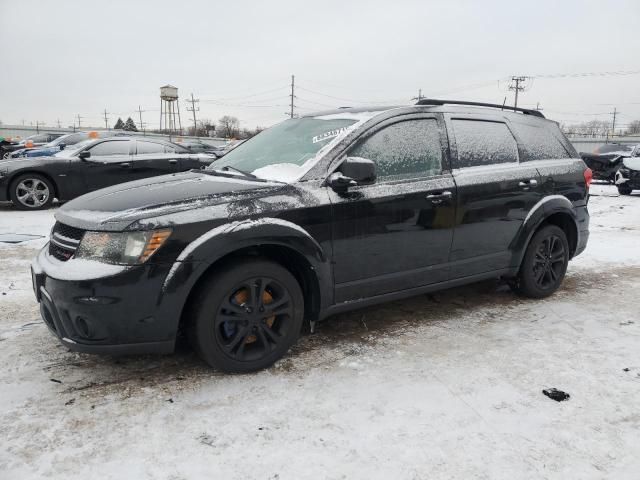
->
(303, 102), (550, 124)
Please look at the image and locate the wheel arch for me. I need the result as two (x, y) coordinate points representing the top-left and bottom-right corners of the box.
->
(512, 195), (580, 268)
(162, 218), (331, 337)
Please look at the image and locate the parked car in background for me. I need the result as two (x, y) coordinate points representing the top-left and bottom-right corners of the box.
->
(615, 145), (640, 194)
(1, 133), (65, 159)
(8, 131), (98, 158)
(31, 100), (591, 372)
(580, 143), (636, 182)
(0, 136), (217, 209)
(177, 139), (226, 157)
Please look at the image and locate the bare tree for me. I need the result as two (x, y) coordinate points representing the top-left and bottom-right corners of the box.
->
(217, 116), (240, 138)
(625, 120), (640, 135)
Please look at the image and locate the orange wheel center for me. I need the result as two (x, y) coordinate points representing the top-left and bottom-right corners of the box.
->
(232, 288), (276, 344)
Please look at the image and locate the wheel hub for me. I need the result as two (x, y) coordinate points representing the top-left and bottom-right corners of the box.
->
(232, 287), (275, 344)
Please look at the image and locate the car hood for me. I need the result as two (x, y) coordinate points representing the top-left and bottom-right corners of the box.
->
(56, 170), (287, 231)
(0, 155), (60, 169)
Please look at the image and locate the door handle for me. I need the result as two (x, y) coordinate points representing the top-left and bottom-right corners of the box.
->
(426, 191), (453, 204)
(426, 191), (453, 200)
(518, 179), (538, 188)
(168, 159), (178, 165)
(119, 163), (131, 168)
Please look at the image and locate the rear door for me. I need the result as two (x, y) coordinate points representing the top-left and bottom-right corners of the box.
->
(446, 115), (543, 278)
(130, 140), (182, 180)
(328, 115), (456, 302)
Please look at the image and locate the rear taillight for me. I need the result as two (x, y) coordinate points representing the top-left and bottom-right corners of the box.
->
(584, 167), (593, 190)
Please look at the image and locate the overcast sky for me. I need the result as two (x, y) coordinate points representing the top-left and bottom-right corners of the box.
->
(1, 0), (639, 131)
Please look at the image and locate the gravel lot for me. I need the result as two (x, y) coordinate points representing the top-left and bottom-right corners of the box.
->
(1, 184), (639, 479)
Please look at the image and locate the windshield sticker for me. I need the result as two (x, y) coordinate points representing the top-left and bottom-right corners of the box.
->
(312, 127), (349, 144)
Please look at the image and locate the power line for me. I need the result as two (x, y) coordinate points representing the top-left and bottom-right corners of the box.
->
(288, 74), (296, 118)
(186, 93), (200, 134)
(136, 105), (146, 132)
(509, 76), (528, 109)
(102, 109), (110, 130)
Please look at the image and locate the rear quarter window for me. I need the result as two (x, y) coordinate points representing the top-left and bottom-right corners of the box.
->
(452, 119), (518, 168)
(511, 121), (571, 161)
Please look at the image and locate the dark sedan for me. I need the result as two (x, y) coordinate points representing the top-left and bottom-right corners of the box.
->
(0, 136), (217, 209)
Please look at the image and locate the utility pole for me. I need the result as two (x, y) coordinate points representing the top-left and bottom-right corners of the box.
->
(611, 107), (618, 138)
(411, 89), (424, 102)
(509, 76), (527, 109)
(76, 114), (83, 130)
(186, 94), (200, 136)
(35, 121), (44, 133)
(136, 105), (146, 134)
(288, 74), (296, 119)
(56, 119), (61, 128)
(103, 109), (110, 130)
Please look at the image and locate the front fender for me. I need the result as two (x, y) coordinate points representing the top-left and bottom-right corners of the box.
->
(161, 217), (331, 313)
(510, 195), (578, 267)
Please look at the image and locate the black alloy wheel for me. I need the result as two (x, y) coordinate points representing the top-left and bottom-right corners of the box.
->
(187, 259), (304, 372)
(512, 224), (570, 298)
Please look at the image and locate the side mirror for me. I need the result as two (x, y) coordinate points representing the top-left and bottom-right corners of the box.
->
(78, 150), (91, 160)
(328, 157), (376, 192)
(58, 143), (66, 150)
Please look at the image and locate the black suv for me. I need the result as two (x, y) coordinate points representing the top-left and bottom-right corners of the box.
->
(31, 100), (591, 372)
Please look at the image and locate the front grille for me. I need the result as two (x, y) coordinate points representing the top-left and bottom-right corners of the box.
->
(49, 222), (85, 261)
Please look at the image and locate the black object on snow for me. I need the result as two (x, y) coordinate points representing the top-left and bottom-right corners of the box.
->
(543, 388), (570, 402)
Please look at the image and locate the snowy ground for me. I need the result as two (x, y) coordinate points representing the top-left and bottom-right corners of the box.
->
(1, 185), (639, 479)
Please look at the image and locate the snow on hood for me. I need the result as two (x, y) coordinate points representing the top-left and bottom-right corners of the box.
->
(55, 171), (284, 231)
(252, 163), (305, 183)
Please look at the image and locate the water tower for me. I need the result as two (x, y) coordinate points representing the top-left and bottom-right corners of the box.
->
(159, 85), (183, 134)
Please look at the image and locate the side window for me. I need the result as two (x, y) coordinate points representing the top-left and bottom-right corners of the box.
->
(510, 121), (571, 161)
(136, 141), (165, 155)
(348, 119), (443, 180)
(89, 140), (130, 156)
(452, 120), (518, 168)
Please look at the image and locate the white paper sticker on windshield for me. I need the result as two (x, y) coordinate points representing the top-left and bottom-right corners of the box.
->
(312, 127), (349, 144)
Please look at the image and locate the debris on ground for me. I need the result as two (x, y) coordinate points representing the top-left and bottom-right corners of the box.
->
(543, 388), (571, 402)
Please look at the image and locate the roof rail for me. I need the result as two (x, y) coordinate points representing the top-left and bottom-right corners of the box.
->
(415, 99), (545, 118)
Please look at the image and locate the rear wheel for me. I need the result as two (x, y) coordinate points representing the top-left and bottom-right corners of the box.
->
(512, 225), (569, 299)
(9, 173), (54, 210)
(187, 259), (304, 373)
(618, 185), (632, 195)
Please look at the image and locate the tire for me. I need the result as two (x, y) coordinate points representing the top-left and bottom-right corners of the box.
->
(187, 258), (304, 373)
(512, 225), (570, 299)
(2, 152), (10, 159)
(9, 173), (55, 210)
(618, 185), (632, 195)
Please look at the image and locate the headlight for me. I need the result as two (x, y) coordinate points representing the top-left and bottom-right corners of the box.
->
(75, 229), (171, 265)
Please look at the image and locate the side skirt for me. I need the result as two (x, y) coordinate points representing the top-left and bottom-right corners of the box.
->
(319, 268), (517, 321)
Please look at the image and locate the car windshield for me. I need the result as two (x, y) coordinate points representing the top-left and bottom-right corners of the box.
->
(209, 116), (360, 182)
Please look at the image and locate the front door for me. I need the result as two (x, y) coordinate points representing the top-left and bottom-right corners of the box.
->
(81, 139), (134, 191)
(328, 116), (456, 303)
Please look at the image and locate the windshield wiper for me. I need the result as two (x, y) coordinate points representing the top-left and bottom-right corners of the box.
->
(219, 165), (258, 179)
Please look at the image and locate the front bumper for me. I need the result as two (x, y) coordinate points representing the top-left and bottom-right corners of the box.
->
(31, 246), (184, 355)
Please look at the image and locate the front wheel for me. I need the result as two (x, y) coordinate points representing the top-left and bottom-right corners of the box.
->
(9, 173), (55, 210)
(187, 259), (304, 373)
(618, 185), (632, 195)
(512, 225), (570, 299)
